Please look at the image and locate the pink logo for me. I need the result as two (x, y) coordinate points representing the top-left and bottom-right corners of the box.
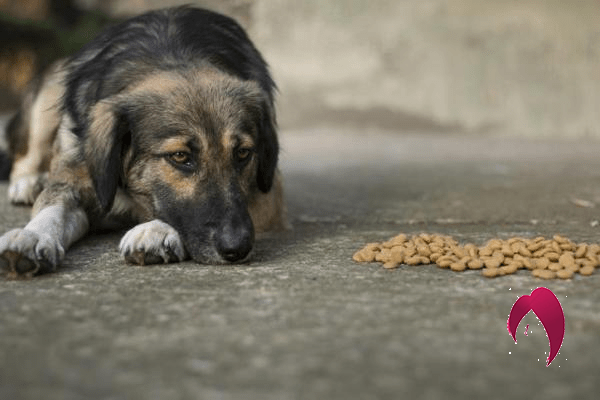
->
(507, 287), (565, 366)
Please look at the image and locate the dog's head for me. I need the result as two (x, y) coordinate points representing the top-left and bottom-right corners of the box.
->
(84, 69), (278, 263)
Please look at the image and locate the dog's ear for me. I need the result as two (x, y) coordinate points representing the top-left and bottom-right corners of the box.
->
(256, 102), (278, 193)
(84, 100), (130, 212)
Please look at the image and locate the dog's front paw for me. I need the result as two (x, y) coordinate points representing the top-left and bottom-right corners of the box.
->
(0, 228), (64, 278)
(119, 220), (187, 265)
(8, 174), (46, 205)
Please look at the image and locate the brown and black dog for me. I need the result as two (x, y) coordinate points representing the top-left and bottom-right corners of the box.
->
(0, 6), (286, 278)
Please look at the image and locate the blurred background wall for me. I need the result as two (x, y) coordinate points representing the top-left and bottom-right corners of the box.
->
(1, 0), (599, 137)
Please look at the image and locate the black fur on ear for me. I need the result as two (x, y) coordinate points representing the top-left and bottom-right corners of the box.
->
(256, 101), (278, 193)
(84, 100), (130, 213)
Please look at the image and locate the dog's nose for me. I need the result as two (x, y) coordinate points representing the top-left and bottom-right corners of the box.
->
(215, 218), (254, 262)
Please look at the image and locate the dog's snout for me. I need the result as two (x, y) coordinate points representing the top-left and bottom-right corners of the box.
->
(215, 214), (254, 262)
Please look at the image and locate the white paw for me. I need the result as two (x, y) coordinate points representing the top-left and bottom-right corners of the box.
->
(0, 228), (64, 277)
(119, 220), (187, 265)
(8, 174), (46, 205)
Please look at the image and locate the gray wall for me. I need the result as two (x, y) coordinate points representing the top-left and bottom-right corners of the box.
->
(60, 0), (600, 136)
(250, 0), (600, 136)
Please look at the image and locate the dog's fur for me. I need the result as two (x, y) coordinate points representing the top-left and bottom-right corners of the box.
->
(0, 6), (286, 278)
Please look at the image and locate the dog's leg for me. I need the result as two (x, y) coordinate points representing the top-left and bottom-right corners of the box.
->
(9, 62), (65, 205)
(0, 203), (89, 278)
(119, 220), (188, 265)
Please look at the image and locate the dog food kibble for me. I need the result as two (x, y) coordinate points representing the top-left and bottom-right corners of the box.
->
(353, 233), (600, 279)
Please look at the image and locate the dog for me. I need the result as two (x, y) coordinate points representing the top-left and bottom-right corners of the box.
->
(0, 6), (286, 278)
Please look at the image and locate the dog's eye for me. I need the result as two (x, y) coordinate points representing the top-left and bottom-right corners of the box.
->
(168, 152), (192, 166)
(236, 148), (254, 163)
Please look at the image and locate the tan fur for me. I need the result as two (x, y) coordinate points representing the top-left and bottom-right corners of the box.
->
(10, 61), (66, 181)
(249, 171), (288, 233)
(157, 137), (192, 154)
(128, 71), (183, 95)
(84, 101), (117, 164)
(157, 162), (197, 199)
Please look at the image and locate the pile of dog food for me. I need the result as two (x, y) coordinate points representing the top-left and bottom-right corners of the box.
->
(352, 233), (598, 279)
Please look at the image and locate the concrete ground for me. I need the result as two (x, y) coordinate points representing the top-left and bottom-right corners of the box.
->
(2, 1), (600, 399)
(1, 121), (600, 399)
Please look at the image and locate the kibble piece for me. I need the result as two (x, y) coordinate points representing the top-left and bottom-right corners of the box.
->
(483, 257), (502, 269)
(507, 237), (520, 245)
(500, 263), (519, 274)
(533, 248), (548, 258)
(585, 255), (599, 267)
(580, 265), (595, 276)
(553, 234), (569, 244)
(534, 257), (550, 270)
(551, 241), (562, 253)
(375, 249), (391, 262)
(486, 239), (502, 250)
(405, 255), (424, 266)
(429, 245), (443, 254)
(352, 252), (365, 262)
(417, 256), (431, 264)
(548, 263), (562, 272)
(457, 256), (470, 264)
(564, 263), (580, 272)
(509, 242), (522, 254)
(558, 252), (575, 267)
(383, 235), (406, 248)
(404, 246), (417, 258)
(418, 233), (432, 243)
(450, 246), (466, 259)
(444, 237), (459, 247)
(390, 247), (405, 264)
(430, 240), (445, 249)
(588, 244), (600, 255)
(532, 269), (557, 279)
(429, 252), (442, 262)
(436, 258), (453, 268)
(395, 234), (408, 242)
(575, 258), (587, 266)
(514, 254), (532, 269)
(581, 260), (596, 270)
(353, 249), (375, 263)
(527, 241), (545, 252)
(556, 269), (574, 279)
(501, 244), (514, 257)
(560, 243), (576, 251)
(417, 245), (431, 257)
(365, 243), (381, 252)
(383, 261), (399, 269)
(467, 258), (484, 270)
(450, 262), (467, 272)
(479, 247), (493, 257)
(481, 268), (499, 278)
(381, 240), (394, 249)
(522, 258), (535, 270)
(464, 244), (478, 258)
(413, 237), (426, 248)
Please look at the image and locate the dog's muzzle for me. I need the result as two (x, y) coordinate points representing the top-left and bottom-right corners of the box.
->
(215, 212), (254, 262)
